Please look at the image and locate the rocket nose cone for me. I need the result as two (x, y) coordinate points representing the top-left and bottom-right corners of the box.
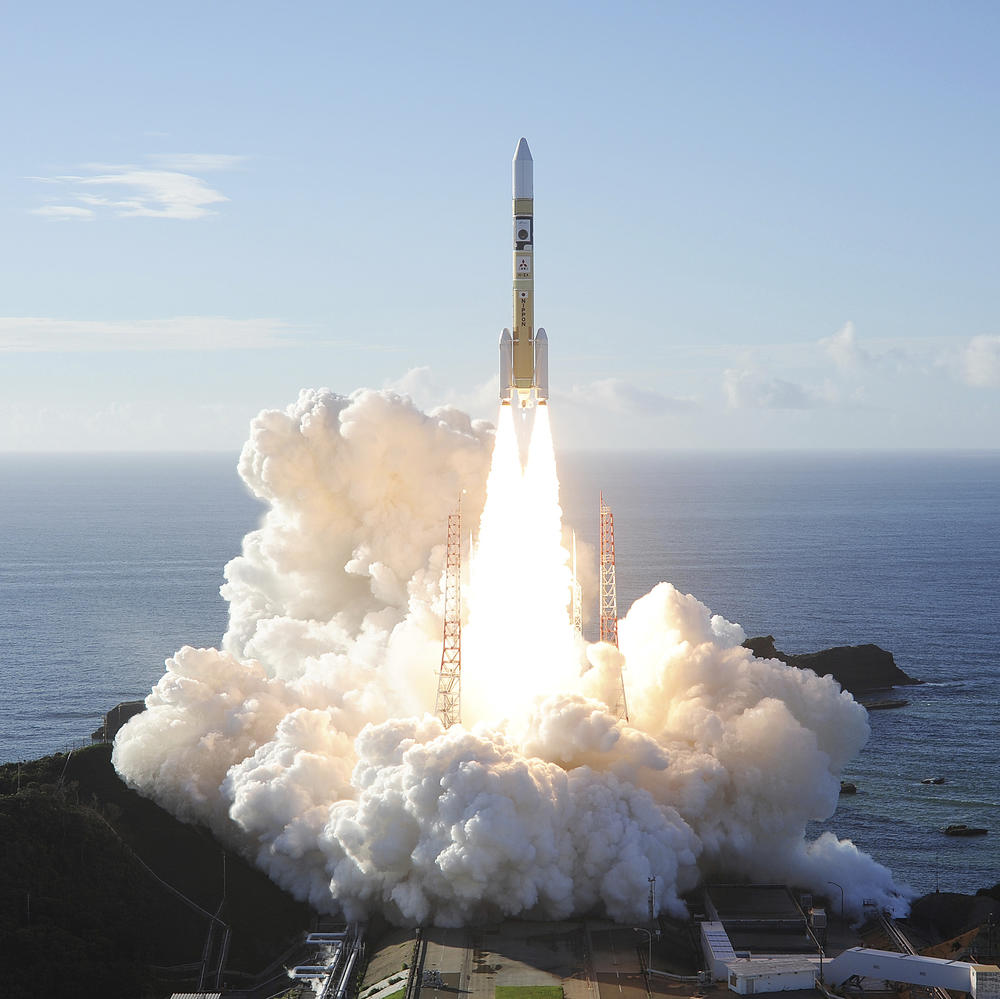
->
(499, 329), (512, 344)
(513, 138), (533, 198)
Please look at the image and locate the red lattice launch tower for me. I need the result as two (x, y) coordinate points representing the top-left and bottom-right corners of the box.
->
(600, 493), (629, 722)
(435, 506), (463, 728)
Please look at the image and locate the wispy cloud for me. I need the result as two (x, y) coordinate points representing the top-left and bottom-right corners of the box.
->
(0, 316), (301, 352)
(145, 153), (248, 172)
(29, 153), (245, 220)
(70, 169), (225, 219)
(30, 204), (96, 221)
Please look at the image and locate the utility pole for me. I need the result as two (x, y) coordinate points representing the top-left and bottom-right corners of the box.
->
(827, 880), (844, 932)
(634, 927), (653, 975)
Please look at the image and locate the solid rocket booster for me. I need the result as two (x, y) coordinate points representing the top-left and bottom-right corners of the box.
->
(499, 137), (548, 407)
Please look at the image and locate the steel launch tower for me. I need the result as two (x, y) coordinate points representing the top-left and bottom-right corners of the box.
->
(571, 531), (583, 637)
(435, 507), (462, 728)
(600, 493), (629, 722)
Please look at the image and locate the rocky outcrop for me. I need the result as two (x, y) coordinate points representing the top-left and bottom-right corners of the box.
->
(90, 699), (145, 742)
(744, 635), (920, 695)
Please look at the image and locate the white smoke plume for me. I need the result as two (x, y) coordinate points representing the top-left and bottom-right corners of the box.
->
(113, 386), (910, 925)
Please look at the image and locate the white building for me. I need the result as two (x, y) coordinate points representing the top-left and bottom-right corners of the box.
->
(700, 921), (738, 981)
(824, 948), (1000, 999)
(726, 957), (819, 994)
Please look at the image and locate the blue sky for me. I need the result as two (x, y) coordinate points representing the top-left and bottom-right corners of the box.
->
(3, 0), (998, 450)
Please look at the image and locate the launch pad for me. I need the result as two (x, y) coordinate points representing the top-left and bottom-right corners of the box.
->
(361, 921), (682, 999)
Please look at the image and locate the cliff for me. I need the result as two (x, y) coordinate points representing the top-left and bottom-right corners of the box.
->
(744, 635), (920, 694)
(0, 744), (316, 999)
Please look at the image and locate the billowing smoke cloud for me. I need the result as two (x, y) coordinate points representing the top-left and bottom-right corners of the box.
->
(113, 386), (910, 925)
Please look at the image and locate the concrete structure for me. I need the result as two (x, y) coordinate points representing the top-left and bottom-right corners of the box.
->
(705, 883), (815, 957)
(418, 922), (595, 999)
(701, 921), (738, 981)
(705, 884), (807, 930)
(972, 964), (1000, 999)
(726, 956), (818, 994)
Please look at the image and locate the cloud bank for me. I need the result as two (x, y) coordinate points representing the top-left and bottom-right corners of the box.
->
(962, 334), (1000, 387)
(723, 368), (821, 409)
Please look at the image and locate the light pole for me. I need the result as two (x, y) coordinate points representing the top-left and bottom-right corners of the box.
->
(633, 927), (653, 975)
(827, 880), (844, 932)
(804, 921), (825, 985)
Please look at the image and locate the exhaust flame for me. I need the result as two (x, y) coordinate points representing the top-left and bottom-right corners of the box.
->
(113, 387), (911, 926)
(463, 406), (578, 724)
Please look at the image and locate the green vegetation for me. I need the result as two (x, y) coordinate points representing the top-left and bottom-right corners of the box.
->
(0, 744), (316, 999)
(362, 980), (406, 999)
(495, 988), (564, 999)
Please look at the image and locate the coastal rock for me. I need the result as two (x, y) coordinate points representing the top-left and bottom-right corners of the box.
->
(90, 699), (145, 742)
(744, 635), (920, 695)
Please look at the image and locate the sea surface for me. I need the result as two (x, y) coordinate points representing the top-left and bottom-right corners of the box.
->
(1, 450), (997, 899)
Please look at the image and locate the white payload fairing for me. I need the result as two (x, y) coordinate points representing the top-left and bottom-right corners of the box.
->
(499, 138), (548, 408)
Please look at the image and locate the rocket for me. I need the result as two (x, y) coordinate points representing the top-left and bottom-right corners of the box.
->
(499, 138), (548, 407)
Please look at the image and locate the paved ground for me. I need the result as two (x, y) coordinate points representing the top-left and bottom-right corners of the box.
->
(423, 925), (472, 981)
(412, 921), (651, 999)
(588, 923), (648, 999)
(402, 915), (858, 999)
(478, 922), (593, 999)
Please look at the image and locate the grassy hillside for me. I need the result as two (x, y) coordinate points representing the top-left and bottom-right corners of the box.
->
(0, 743), (317, 999)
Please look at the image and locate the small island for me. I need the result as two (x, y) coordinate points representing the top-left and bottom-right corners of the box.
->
(744, 635), (921, 696)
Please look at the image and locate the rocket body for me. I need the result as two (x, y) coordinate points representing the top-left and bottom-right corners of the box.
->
(500, 138), (548, 407)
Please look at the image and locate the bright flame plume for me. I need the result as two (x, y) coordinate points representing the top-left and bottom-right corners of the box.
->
(462, 406), (578, 724)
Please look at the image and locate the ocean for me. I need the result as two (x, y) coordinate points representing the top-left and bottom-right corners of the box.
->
(1, 450), (997, 899)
